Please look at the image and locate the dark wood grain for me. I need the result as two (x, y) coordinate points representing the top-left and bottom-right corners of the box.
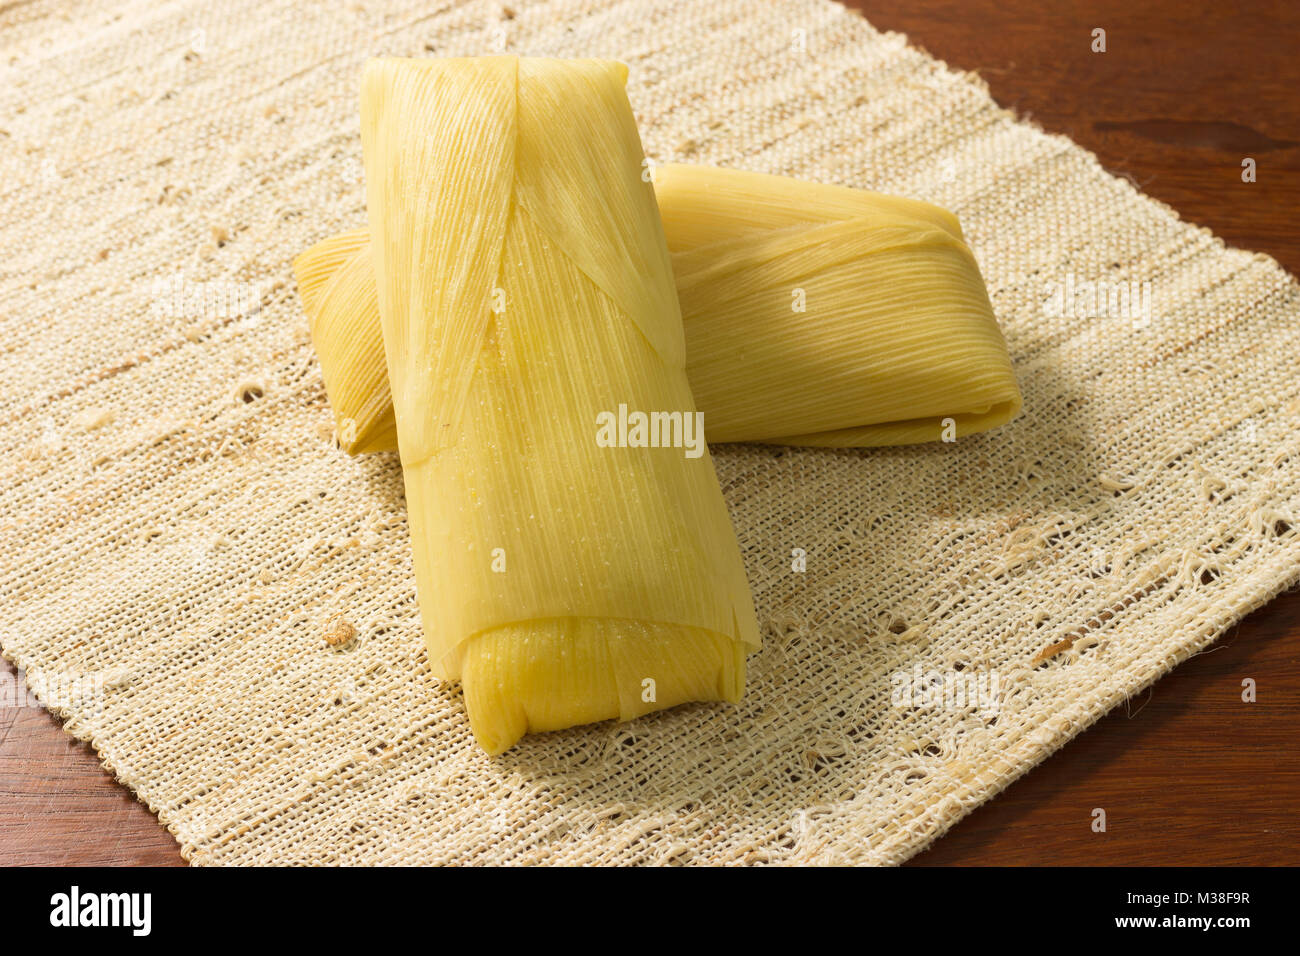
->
(0, 705), (183, 866)
(2, 0), (1297, 866)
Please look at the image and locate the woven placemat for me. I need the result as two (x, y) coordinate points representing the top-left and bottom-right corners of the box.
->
(3, 0), (1298, 865)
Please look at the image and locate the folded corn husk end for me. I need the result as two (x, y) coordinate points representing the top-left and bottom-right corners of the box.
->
(670, 199), (1022, 445)
(292, 229), (395, 454)
(457, 618), (747, 755)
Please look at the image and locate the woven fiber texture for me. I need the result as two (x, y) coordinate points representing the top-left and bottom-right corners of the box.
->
(2, 0), (1298, 866)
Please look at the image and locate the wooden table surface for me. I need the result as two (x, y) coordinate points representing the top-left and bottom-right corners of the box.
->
(2, 0), (1297, 866)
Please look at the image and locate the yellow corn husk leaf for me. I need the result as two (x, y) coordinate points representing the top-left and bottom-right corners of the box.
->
(293, 227), (368, 319)
(296, 163), (1020, 451)
(668, 210), (1019, 443)
(362, 56), (759, 755)
(293, 231), (394, 453)
(653, 163), (966, 251)
(655, 165), (1020, 444)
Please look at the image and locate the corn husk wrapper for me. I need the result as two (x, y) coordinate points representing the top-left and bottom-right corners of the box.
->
(361, 56), (759, 754)
(296, 165), (1021, 452)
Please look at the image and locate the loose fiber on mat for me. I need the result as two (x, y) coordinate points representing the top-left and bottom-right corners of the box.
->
(1, 0), (1298, 865)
